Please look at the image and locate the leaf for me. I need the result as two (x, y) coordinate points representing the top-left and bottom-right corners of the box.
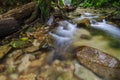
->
(10, 40), (27, 48)
(20, 37), (28, 41)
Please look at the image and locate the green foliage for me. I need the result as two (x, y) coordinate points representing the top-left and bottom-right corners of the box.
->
(71, 0), (83, 6)
(58, 0), (65, 6)
(80, 0), (109, 7)
(10, 39), (28, 48)
(37, 0), (66, 23)
(37, 0), (52, 23)
(112, 1), (120, 7)
(70, 0), (120, 8)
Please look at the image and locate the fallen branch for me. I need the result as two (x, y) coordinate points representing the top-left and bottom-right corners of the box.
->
(2, 1), (36, 20)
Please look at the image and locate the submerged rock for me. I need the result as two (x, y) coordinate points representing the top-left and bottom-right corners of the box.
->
(72, 12), (81, 17)
(18, 54), (31, 72)
(74, 62), (102, 80)
(18, 73), (36, 80)
(75, 46), (120, 80)
(0, 64), (6, 72)
(0, 75), (6, 80)
(80, 34), (91, 40)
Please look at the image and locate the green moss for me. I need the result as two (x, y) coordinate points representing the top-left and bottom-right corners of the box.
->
(108, 38), (120, 49)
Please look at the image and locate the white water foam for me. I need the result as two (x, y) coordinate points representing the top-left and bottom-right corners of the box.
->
(75, 12), (99, 21)
(48, 20), (77, 60)
(91, 19), (120, 38)
(75, 12), (120, 38)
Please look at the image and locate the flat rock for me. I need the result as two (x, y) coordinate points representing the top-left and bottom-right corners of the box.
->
(74, 46), (120, 80)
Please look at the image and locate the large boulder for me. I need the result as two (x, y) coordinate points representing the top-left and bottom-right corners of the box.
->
(74, 46), (120, 80)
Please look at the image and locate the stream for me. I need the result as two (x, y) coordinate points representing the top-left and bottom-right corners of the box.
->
(50, 11), (120, 59)
(73, 12), (120, 59)
(49, 9), (120, 80)
(0, 2), (120, 79)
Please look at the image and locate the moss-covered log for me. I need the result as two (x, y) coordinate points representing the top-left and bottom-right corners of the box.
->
(0, 1), (38, 37)
(0, 18), (19, 37)
(2, 1), (36, 21)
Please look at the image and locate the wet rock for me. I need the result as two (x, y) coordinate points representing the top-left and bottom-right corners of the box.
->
(72, 12), (81, 17)
(57, 70), (77, 80)
(37, 60), (79, 80)
(0, 75), (7, 80)
(37, 65), (57, 80)
(75, 46), (120, 80)
(29, 53), (47, 68)
(53, 60), (79, 80)
(0, 64), (6, 72)
(18, 73), (36, 80)
(6, 58), (16, 73)
(24, 46), (39, 53)
(77, 18), (90, 27)
(9, 50), (23, 60)
(0, 44), (12, 59)
(74, 62), (102, 80)
(9, 74), (18, 80)
(32, 39), (40, 47)
(18, 54), (31, 72)
(96, 16), (106, 22)
(80, 34), (91, 40)
(75, 28), (91, 41)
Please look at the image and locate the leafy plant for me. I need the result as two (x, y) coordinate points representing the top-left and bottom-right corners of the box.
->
(80, 0), (109, 7)
(37, 0), (52, 23)
(71, 0), (83, 6)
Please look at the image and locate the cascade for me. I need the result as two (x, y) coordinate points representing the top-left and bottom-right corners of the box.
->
(48, 20), (77, 61)
(91, 19), (120, 38)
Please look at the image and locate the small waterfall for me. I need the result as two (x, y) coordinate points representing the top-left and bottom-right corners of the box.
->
(48, 20), (77, 61)
(75, 12), (98, 21)
(91, 19), (120, 38)
(75, 12), (120, 38)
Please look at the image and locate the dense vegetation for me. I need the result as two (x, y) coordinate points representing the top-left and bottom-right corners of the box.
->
(1, 0), (120, 8)
(71, 0), (120, 8)
(0, 0), (120, 23)
(37, 0), (120, 22)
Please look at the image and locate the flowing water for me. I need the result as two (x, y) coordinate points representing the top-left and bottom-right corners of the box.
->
(50, 13), (120, 59)
(91, 19), (120, 38)
(48, 21), (77, 62)
(49, 11), (120, 80)
(73, 12), (120, 59)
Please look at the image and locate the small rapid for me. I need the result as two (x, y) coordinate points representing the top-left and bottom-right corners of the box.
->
(76, 12), (120, 38)
(48, 20), (77, 62)
(91, 19), (120, 38)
